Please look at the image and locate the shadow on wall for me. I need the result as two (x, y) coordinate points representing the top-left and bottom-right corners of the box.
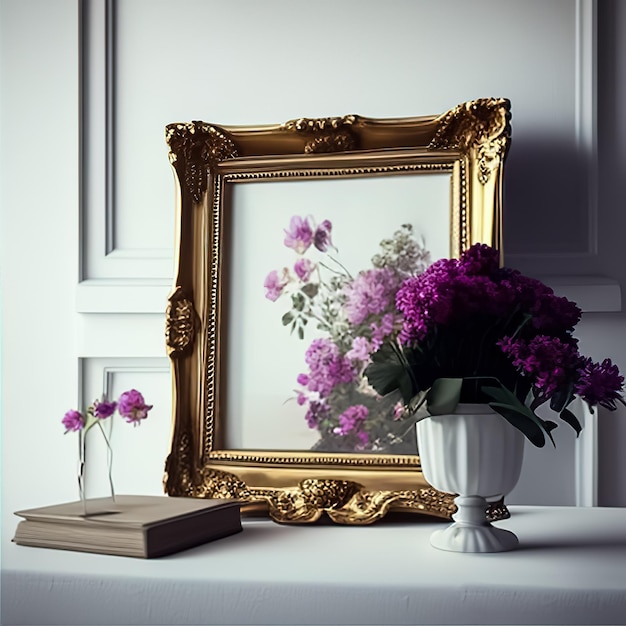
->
(503, 137), (591, 257)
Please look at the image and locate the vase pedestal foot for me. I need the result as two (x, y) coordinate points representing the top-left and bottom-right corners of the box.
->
(430, 523), (518, 553)
(430, 494), (519, 553)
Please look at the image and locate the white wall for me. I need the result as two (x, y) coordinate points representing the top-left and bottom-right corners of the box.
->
(2, 0), (625, 535)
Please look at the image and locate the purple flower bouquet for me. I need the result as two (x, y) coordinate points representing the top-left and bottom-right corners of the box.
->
(265, 216), (431, 453)
(365, 244), (625, 447)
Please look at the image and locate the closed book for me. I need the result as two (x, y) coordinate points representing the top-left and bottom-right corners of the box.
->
(13, 495), (242, 558)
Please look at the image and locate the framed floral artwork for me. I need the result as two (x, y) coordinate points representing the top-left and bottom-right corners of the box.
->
(164, 99), (511, 523)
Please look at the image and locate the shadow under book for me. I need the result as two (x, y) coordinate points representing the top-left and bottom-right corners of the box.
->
(13, 495), (242, 558)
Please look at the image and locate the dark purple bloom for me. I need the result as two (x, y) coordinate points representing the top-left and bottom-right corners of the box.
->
(364, 241), (626, 445)
(395, 244), (583, 347)
(94, 399), (117, 419)
(313, 220), (333, 252)
(459, 243), (500, 275)
(117, 389), (153, 426)
(499, 335), (582, 398)
(575, 358), (625, 410)
(284, 216), (313, 254)
(395, 258), (459, 343)
(62, 409), (84, 433)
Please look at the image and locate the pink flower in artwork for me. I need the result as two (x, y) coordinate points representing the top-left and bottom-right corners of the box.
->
(393, 402), (405, 420)
(264, 268), (289, 302)
(294, 258), (315, 282)
(346, 336), (373, 362)
(284, 215), (314, 254)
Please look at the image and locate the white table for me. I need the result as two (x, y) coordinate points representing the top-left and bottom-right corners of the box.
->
(2, 506), (626, 625)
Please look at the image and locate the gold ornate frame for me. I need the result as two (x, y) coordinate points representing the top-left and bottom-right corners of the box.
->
(163, 98), (511, 524)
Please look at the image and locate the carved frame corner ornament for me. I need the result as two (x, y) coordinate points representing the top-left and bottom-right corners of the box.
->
(164, 100), (510, 524)
(430, 97), (512, 184)
(165, 121), (239, 202)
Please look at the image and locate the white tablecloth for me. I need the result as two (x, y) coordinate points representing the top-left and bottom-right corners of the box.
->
(2, 505), (626, 625)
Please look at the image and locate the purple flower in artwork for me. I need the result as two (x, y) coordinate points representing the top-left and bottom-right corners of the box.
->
(575, 358), (625, 410)
(117, 389), (153, 426)
(304, 400), (330, 429)
(393, 402), (405, 420)
(94, 399), (117, 419)
(301, 338), (355, 398)
(62, 409), (85, 433)
(264, 268), (289, 302)
(370, 313), (396, 350)
(313, 220), (333, 252)
(346, 336), (373, 362)
(344, 268), (399, 326)
(294, 258), (315, 282)
(335, 404), (369, 436)
(284, 215), (314, 254)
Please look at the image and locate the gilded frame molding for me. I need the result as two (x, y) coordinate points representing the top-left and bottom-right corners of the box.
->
(164, 98), (511, 524)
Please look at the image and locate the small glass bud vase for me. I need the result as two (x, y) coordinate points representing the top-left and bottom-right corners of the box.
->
(77, 419), (116, 516)
(62, 389), (153, 516)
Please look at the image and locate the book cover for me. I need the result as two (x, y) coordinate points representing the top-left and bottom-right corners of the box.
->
(13, 495), (242, 558)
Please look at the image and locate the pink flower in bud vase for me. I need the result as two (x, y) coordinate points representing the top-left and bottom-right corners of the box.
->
(94, 399), (117, 419)
(117, 389), (153, 426)
(62, 410), (85, 433)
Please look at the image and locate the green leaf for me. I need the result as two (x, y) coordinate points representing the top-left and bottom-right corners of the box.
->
(408, 390), (428, 414)
(291, 293), (305, 312)
(364, 342), (416, 404)
(297, 325), (304, 340)
(488, 402), (546, 448)
(549, 380), (574, 413)
(559, 407), (582, 436)
(282, 311), (294, 326)
(426, 378), (463, 415)
(301, 283), (319, 299)
(482, 383), (555, 448)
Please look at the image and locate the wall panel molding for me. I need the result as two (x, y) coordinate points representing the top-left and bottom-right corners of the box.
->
(80, 0), (172, 281)
(505, 0), (599, 275)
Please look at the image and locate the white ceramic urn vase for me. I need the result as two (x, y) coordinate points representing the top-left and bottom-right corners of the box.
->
(416, 404), (525, 553)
